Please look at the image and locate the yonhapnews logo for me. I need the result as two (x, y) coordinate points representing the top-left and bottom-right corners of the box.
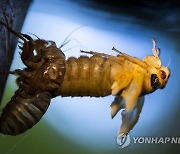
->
(117, 132), (131, 148)
(117, 133), (180, 149)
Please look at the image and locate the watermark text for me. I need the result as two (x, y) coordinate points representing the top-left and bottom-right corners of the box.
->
(133, 136), (180, 144)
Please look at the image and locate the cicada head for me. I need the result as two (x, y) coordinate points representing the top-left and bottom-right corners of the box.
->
(143, 39), (171, 93)
(33, 39), (65, 59)
(34, 39), (56, 53)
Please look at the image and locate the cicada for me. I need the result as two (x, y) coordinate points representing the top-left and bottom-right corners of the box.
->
(0, 21), (170, 146)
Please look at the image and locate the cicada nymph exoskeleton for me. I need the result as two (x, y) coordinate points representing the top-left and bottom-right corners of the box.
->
(0, 21), (65, 135)
(0, 21), (170, 147)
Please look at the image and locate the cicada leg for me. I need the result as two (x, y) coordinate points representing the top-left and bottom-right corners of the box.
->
(80, 50), (111, 58)
(19, 34), (44, 69)
(0, 21), (42, 69)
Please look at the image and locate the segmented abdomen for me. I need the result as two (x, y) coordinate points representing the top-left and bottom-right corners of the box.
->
(57, 55), (112, 97)
(0, 89), (51, 135)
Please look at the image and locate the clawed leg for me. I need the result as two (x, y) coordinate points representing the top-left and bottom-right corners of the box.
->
(0, 69), (31, 77)
(0, 21), (41, 69)
(9, 69), (33, 86)
(9, 69), (32, 77)
(0, 21), (26, 42)
(80, 50), (111, 58)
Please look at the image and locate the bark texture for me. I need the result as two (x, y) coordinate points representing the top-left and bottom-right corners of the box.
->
(0, 0), (32, 103)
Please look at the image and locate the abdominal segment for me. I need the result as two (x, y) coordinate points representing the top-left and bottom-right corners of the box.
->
(57, 55), (112, 97)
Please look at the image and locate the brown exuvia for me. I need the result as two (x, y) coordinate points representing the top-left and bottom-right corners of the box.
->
(0, 21), (170, 146)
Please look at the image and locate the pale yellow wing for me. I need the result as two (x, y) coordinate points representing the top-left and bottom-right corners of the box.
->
(110, 95), (124, 119)
(121, 72), (144, 112)
(117, 96), (145, 139)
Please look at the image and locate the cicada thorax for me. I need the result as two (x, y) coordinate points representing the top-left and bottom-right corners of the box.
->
(20, 58), (65, 95)
(56, 55), (112, 97)
(0, 87), (51, 135)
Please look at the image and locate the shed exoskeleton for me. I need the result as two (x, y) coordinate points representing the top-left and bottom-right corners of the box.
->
(0, 21), (65, 135)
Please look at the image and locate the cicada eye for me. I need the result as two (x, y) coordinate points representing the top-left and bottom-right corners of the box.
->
(151, 74), (160, 90)
(160, 70), (166, 79)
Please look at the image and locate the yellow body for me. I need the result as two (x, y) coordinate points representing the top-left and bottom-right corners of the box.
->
(57, 40), (170, 144)
(58, 50), (170, 113)
(58, 55), (147, 106)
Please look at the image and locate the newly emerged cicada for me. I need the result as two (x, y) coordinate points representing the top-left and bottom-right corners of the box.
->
(0, 21), (170, 146)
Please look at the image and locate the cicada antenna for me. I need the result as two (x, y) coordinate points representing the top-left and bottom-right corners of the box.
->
(166, 57), (171, 68)
(62, 37), (87, 52)
(27, 32), (40, 40)
(59, 25), (85, 49)
(63, 45), (88, 52)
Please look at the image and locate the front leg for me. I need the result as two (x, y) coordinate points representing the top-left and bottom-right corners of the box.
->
(0, 21), (42, 69)
(20, 35), (43, 69)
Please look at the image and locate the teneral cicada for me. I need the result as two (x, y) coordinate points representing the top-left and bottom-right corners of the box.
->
(0, 21), (170, 146)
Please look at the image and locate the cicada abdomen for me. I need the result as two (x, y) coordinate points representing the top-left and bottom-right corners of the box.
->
(57, 55), (112, 97)
(0, 88), (51, 135)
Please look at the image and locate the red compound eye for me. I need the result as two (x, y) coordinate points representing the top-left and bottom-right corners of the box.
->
(160, 70), (166, 79)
